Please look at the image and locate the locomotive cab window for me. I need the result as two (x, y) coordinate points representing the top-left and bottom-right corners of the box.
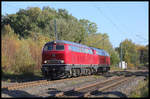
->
(43, 43), (64, 51)
(56, 45), (64, 50)
(43, 44), (53, 51)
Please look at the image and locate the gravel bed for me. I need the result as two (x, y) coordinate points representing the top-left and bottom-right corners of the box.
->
(2, 70), (148, 98)
(1, 75), (106, 98)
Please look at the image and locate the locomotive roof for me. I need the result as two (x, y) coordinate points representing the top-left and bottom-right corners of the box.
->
(90, 47), (104, 52)
(46, 40), (109, 56)
(47, 40), (90, 49)
(90, 47), (109, 56)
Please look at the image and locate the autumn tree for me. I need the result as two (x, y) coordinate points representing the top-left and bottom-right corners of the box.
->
(116, 39), (140, 68)
(136, 44), (149, 66)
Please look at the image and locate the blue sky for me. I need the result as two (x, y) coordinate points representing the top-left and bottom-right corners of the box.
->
(2, 1), (149, 48)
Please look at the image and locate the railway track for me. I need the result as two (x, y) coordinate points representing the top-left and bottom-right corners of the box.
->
(2, 69), (147, 98)
(2, 75), (93, 90)
(2, 69), (146, 91)
(54, 76), (134, 98)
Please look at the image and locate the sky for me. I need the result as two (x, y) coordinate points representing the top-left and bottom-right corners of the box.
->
(2, 1), (149, 48)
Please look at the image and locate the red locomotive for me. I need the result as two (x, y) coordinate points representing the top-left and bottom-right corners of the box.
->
(41, 40), (110, 79)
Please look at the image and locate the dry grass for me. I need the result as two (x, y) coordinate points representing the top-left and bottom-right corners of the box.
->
(2, 30), (49, 75)
(129, 79), (148, 98)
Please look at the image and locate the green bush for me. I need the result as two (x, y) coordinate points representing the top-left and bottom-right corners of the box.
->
(110, 51), (120, 66)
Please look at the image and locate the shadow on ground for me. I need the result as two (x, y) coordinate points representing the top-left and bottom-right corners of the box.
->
(47, 88), (85, 97)
(2, 88), (40, 98)
(90, 90), (127, 98)
(46, 88), (127, 98)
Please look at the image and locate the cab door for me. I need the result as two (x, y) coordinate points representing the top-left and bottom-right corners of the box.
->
(66, 45), (72, 64)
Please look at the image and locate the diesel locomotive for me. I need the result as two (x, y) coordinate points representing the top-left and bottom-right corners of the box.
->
(41, 40), (110, 79)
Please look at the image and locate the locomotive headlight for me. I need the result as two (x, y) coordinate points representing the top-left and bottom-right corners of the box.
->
(44, 60), (47, 64)
(60, 60), (64, 63)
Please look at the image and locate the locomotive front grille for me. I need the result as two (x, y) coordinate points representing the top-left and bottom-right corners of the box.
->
(46, 60), (64, 64)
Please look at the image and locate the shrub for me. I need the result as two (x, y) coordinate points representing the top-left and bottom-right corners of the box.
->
(2, 29), (18, 72)
(12, 40), (36, 74)
(130, 80), (148, 97)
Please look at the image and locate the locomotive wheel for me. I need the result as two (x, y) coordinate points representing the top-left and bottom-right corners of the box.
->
(79, 69), (81, 76)
(88, 68), (91, 75)
(51, 73), (59, 80)
(60, 73), (66, 79)
(44, 75), (49, 79)
(43, 72), (51, 79)
(72, 69), (77, 77)
(85, 69), (88, 76)
(80, 69), (84, 76)
(91, 68), (94, 75)
(66, 71), (71, 78)
(76, 69), (80, 77)
(86, 69), (89, 75)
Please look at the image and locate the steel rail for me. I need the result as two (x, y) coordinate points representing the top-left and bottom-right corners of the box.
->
(2, 75), (93, 90)
(83, 76), (134, 97)
(55, 76), (125, 97)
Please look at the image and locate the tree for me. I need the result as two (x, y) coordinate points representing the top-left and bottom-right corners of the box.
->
(117, 39), (140, 67)
(58, 9), (69, 19)
(136, 44), (149, 66)
(110, 51), (120, 66)
(79, 19), (97, 34)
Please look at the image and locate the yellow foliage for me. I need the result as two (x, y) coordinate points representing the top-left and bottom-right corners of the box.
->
(136, 44), (146, 51)
(2, 34), (18, 70)
(128, 63), (135, 69)
(2, 32), (37, 74)
(2, 55), (9, 70)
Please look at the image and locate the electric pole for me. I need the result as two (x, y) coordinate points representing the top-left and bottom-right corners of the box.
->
(54, 19), (58, 40)
(120, 43), (122, 68)
(103, 35), (106, 64)
(103, 35), (105, 49)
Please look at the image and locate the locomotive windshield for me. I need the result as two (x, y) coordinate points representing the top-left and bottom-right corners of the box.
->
(43, 44), (53, 51)
(43, 43), (64, 51)
(56, 45), (64, 50)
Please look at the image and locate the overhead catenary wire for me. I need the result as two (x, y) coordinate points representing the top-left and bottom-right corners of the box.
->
(93, 5), (148, 46)
(94, 5), (125, 34)
(135, 34), (148, 41)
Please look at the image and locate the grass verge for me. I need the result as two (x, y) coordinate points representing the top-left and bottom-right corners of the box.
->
(129, 78), (149, 98)
(2, 70), (43, 83)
